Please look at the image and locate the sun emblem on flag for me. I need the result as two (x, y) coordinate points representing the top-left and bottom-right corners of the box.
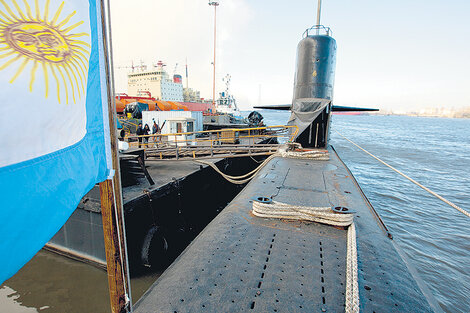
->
(0, 0), (90, 104)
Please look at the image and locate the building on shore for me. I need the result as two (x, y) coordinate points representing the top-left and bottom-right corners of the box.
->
(183, 87), (201, 102)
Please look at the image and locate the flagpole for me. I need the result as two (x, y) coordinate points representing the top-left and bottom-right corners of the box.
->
(99, 0), (132, 312)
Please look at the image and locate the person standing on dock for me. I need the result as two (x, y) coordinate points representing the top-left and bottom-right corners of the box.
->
(152, 120), (160, 147)
(143, 124), (150, 148)
(136, 123), (144, 148)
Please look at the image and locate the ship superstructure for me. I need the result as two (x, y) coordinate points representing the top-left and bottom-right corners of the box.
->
(127, 61), (184, 101)
(215, 74), (242, 117)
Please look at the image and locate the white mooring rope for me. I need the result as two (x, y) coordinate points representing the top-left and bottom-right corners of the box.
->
(195, 154), (277, 184)
(195, 144), (329, 185)
(335, 131), (470, 218)
(345, 223), (360, 313)
(252, 200), (352, 226)
(252, 200), (360, 313)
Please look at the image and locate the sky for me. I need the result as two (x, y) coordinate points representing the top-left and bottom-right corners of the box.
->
(110, 0), (470, 111)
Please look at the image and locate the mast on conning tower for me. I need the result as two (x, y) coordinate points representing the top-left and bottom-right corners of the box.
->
(316, 0), (322, 34)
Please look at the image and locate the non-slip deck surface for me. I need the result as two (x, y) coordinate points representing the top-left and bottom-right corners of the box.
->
(135, 148), (435, 312)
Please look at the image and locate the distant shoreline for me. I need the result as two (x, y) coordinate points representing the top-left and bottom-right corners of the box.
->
(241, 109), (470, 119)
(368, 113), (470, 119)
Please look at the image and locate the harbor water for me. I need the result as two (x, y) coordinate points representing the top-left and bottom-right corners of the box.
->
(1, 111), (469, 312)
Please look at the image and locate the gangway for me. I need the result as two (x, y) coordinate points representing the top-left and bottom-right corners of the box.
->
(123, 125), (298, 161)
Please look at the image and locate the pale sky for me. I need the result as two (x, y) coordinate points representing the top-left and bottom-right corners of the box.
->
(110, 0), (470, 111)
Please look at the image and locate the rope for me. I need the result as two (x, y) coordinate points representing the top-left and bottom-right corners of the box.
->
(195, 144), (329, 185)
(336, 131), (470, 218)
(278, 147), (330, 160)
(345, 223), (360, 313)
(249, 155), (264, 164)
(278, 143), (330, 160)
(252, 200), (359, 313)
(252, 200), (353, 226)
(195, 154), (277, 184)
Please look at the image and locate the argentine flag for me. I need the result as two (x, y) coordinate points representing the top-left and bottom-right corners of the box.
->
(0, 0), (112, 284)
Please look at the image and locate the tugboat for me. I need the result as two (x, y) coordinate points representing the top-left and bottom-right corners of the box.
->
(214, 74), (242, 117)
(203, 74), (249, 130)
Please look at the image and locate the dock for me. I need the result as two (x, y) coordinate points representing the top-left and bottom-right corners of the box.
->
(134, 147), (435, 312)
(47, 148), (264, 273)
(46, 152), (217, 268)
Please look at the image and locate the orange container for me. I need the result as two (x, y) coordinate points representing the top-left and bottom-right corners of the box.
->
(166, 101), (187, 110)
(156, 100), (172, 111)
(122, 98), (136, 106)
(115, 99), (125, 113)
(166, 101), (180, 110)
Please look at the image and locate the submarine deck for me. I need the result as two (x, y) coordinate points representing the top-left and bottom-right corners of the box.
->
(134, 147), (434, 312)
(122, 157), (214, 205)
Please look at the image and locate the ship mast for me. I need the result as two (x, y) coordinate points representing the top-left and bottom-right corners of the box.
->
(223, 74), (231, 94)
(185, 58), (189, 89)
(209, 1), (219, 108)
(316, 0), (322, 34)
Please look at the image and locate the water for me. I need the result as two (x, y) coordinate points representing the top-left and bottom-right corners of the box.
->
(2, 112), (469, 312)
(257, 110), (470, 312)
(0, 250), (160, 312)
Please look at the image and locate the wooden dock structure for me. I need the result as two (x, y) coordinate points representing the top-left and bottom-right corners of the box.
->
(143, 144), (279, 161)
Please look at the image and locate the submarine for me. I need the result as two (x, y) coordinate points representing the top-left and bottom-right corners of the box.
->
(132, 24), (438, 312)
(255, 25), (377, 149)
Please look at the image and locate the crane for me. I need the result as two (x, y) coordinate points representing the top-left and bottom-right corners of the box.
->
(173, 63), (178, 75)
(116, 60), (136, 73)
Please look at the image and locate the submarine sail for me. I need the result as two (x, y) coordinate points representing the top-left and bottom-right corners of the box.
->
(288, 25), (336, 148)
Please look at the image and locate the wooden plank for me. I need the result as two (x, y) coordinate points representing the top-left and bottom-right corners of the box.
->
(99, 0), (132, 309)
(100, 179), (128, 313)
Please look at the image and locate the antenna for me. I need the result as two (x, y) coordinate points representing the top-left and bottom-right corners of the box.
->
(173, 63), (178, 75)
(223, 74), (231, 93)
(116, 61), (136, 73)
(209, 1), (219, 106)
(316, 0), (322, 35)
(185, 58), (189, 89)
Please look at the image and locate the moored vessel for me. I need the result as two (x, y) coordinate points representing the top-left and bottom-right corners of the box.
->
(133, 23), (438, 312)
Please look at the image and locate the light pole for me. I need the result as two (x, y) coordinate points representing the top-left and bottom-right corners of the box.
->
(209, 1), (219, 108)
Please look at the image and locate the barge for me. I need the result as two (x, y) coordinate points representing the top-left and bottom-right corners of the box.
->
(47, 152), (263, 273)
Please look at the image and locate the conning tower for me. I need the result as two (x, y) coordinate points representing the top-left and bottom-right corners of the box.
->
(289, 25), (336, 148)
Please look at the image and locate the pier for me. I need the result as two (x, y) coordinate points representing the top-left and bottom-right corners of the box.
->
(47, 148), (266, 273)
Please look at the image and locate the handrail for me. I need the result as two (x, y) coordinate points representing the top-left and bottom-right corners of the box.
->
(124, 125), (299, 147)
(118, 119), (139, 128)
(303, 25), (332, 37)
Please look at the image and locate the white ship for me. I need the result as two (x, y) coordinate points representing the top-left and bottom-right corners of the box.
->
(215, 74), (243, 119)
(127, 60), (184, 102)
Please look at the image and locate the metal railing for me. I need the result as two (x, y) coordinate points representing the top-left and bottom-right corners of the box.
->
(123, 125), (299, 149)
(118, 119), (139, 133)
(303, 25), (332, 37)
